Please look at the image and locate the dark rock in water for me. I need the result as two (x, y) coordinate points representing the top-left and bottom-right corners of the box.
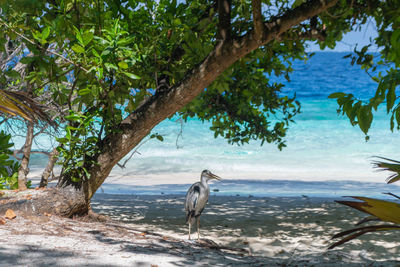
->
(213, 189), (219, 192)
(248, 195), (254, 198)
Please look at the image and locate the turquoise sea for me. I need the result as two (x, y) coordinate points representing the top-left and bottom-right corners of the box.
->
(17, 52), (400, 198)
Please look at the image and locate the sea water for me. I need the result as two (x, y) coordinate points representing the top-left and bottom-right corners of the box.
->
(14, 52), (400, 197)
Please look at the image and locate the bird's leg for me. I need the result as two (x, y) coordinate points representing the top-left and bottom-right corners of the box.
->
(188, 221), (191, 240)
(197, 217), (200, 240)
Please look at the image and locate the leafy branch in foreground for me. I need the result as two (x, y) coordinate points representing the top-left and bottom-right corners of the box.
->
(329, 157), (400, 249)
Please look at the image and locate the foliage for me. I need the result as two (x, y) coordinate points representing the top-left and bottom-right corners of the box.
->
(330, 157), (400, 249)
(0, 0), (397, 187)
(327, 1), (400, 250)
(181, 49), (302, 149)
(56, 111), (101, 183)
(328, 1), (400, 138)
(0, 0), (323, 183)
(0, 130), (20, 189)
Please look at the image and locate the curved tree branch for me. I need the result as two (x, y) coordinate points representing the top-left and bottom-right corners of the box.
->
(84, 0), (339, 197)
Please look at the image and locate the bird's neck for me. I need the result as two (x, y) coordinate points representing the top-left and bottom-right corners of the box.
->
(200, 176), (209, 186)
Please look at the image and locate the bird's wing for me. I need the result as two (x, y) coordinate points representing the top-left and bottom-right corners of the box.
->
(195, 184), (209, 215)
(184, 183), (202, 223)
(185, 183), (200, 211)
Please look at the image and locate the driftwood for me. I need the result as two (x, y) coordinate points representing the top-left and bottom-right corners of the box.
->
(105, 222), (250, 255)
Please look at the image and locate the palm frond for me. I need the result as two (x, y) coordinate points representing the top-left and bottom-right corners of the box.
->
(383, 192), (400, 200)
(0, 90), (33, 121)
(0, 90), (55, 126)
(355, 215), (381, 226)
(336, 197), (400, 224)
(372, 157), (400, 184)
(329, 224), (400, 249)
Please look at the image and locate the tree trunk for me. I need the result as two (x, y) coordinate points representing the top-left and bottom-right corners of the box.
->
(48, 0), (337, 217)
(39, 147), (59, 188)
(0, 187), (88, 217)
(17, 121), (34, 190)
(75, 0), (339, 201)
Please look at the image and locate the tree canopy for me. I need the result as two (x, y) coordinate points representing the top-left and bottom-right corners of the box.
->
(328, 1), (400, 138)
(0, 0), (399, 206)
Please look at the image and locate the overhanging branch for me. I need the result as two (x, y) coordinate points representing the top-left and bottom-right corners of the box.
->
(88, 0), (340, 197)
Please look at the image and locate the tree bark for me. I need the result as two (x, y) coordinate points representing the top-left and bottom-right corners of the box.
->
(17, 121), (34, 190)
(37, 0), (339, 218)
(78, 0), (339, 200)
(0, 187), (88, 217)
(4, 0), (339, 219)
(39, 147), (59, 188)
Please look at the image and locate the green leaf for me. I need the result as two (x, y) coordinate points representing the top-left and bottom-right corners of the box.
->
(123, 72), (140, 79)
(78, 88), (91, 96)
(42, 27), (50, 40)
(387, 85), (396, 113)
(6, 70), (20, 78)
(82, 32), (94, 46)
(75, 31), (84, 46)
(357, 105), (373, 135)
(118, 61), (129, 69)
(20, 57), (35, 64)
(104, 63), (118, 71)
(71, 44), (85, 53)
(328, 92), (346, 99)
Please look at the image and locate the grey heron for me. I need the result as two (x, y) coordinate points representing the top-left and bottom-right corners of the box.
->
(184, 169), (221, 240)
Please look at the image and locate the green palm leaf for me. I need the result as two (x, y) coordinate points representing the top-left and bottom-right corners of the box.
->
(372, 157), (400, 184)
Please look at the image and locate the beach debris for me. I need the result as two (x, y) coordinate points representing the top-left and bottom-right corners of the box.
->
(5, 209), (16, 220)
(0, 218), (6, 225)
(44, 212), (52, 217)
(0, 191), (4, 197)
(150, 265), (158, 267)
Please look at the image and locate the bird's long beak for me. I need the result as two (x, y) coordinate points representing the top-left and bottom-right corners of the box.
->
(209, 173), (222, 180)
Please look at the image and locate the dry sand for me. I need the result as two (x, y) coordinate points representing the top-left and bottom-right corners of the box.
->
(2, 194), (399, 266)
(4, 175), (399, 266)
(90, 194), (400, 266)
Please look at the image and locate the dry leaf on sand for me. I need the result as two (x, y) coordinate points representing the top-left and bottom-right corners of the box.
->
(5, 209), (16, 220)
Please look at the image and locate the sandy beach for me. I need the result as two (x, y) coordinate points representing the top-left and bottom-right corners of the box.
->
(2, 190), (400, 266)
(91, 194), (400, 265)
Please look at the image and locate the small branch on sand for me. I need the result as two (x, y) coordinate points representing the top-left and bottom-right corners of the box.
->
(105, 222), (250, 255)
